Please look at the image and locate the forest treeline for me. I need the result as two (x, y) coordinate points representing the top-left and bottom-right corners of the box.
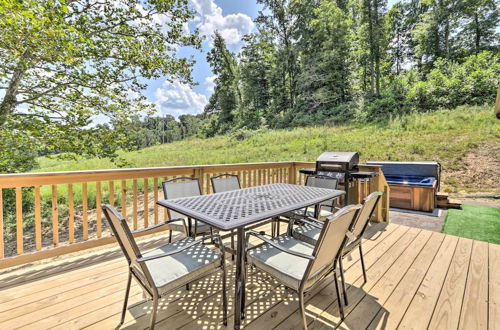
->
(124, 0), (499, 145)
(200, 0), (499, 136)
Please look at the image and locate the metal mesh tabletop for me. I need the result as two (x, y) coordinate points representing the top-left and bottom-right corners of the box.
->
(157, 183), (345, 231)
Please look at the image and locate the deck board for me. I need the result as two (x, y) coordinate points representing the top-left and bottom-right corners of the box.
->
(0, 222), (495, 330)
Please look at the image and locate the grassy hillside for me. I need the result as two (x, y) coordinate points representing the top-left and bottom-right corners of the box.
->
(35, 105), (500, 193)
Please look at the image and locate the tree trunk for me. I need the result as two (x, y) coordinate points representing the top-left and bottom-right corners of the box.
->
(0, 63), (27, 125)
(474, 12), (480, 54)
(373, 0), (380, 96)
(366, 0), (375, 96)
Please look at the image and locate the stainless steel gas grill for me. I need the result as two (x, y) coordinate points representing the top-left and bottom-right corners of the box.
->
(300, 152), (379, 205)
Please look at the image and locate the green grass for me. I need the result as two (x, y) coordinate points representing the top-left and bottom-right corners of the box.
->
(36, 105), (499, 171)
(442, 203), (500, 244)
(32, 105), (499, 202)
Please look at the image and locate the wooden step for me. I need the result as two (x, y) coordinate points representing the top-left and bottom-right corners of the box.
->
(446, 199), (462, 209)
(436, 192), (449, 200)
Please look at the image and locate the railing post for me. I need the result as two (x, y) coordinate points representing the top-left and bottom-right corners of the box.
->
(0, 188), (3, 258)
(288, 163), (296, 184)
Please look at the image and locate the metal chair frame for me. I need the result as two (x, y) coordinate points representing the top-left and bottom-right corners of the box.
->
(210, 173), (241, 259)
(246, 205), (362, 329)
(102, 205), (227, 329)
(161, 176), (213, 240)
(290, 191), (383, 306)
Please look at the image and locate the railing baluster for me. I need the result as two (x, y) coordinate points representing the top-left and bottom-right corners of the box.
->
(82, 182), (88, 241)
(109, 181), (114, 206)
(68, 184), (75, 243)
(132, 179), (138, 230)
(162, 177), (168, 221)
(0, 188), (4, 258)
(205, 173), (210, 194)
(51, 185), (58, 247)
(34, 186), (42, 250)
(153, 178), (158, 224)
(96, 181), (102, 237)
(121, 180), (127, 218)
(15, 187), (23, 254)
(143, 178), (149, 228)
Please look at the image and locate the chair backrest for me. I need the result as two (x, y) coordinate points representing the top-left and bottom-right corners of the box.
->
(162, 177), (201, 220)
(306, 175), (339, 208)
(305, 175), (339, 190)
(305, 204), (362, 280)
(102, 204), (142, 265)
(351, 192), (383, 239)
(102, 204), (155, 292)
(211, 174), (241, 193)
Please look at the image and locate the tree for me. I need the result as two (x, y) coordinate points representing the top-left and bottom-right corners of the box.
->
(256, 0), (300, 116)
(458, 0), (499, 55)
(0, 0), (200, 171)
(295, 0), (353, 117)
(204, 31), (241, 134)
(239, 32), (274, 128)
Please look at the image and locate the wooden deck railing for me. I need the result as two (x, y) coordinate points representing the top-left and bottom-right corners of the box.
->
(0, 161), (389, 269)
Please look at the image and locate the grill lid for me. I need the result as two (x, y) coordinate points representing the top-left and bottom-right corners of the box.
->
(317, 152), (359, 163)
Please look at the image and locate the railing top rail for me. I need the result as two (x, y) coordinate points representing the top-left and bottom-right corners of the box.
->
(0, 161), (301, 188)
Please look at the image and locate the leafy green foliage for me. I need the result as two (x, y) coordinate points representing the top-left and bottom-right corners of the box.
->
(408, 51), (500, 110)
(203, 0), (499, 131)
(0, 0), (200, 172)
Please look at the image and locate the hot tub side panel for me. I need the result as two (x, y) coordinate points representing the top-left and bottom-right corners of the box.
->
(388, 184), (436, 212)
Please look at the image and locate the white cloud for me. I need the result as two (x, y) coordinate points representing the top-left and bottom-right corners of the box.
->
(204, 75), (217, 92)
(191, 0), (254, 45)
(154, 81), (208, 117)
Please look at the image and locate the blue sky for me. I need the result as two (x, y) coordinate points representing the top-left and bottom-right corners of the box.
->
(147, 0), (261, 118)
(149, 0), (398, 118)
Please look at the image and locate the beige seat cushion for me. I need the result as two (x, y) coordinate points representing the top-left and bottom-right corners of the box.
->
(142, 237), (222, 294)
(283, 207), (333, 221)
(247, 235), (331, 291)
(292, 224), (321, 245)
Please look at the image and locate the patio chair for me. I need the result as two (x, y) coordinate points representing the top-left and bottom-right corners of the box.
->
(281, 175), (339, 228)
(210, 174), (241, 259)
(246, 204), (362, 329)
(102, 204), (227, 329)
(161, 177), (213, 240)
(291, 192), (383, 305)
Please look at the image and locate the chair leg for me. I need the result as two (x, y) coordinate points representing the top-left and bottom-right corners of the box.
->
(221, 264), (228, 326)
(120, 272), (132, 325)
(276, 218), (280, 236)
(168, 230), (173, 243)
(333, 269), (345, 320)
(359, 244), (367, 283)
(298, 291), (308, 330)
(271, 219), (276, 238)
(186, 283), (190, 291)
(149, 294), (159, 330)
(231, 230), (235, 261)
(338, 257), (349, 306)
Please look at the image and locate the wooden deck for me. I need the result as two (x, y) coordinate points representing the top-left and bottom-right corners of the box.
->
(0, 222), (497, 330)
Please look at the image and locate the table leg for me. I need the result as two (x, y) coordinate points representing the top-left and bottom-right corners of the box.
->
(234, 227), (246, 329)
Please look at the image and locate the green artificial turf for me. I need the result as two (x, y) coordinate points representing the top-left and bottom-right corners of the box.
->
(442, 203), (500, 244)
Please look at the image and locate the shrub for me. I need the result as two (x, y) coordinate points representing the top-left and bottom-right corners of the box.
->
(408, 51), (500, 110)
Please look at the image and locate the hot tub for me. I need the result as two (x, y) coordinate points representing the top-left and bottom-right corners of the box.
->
(385, 175), (436, 187)
(366, 161), (440, 212)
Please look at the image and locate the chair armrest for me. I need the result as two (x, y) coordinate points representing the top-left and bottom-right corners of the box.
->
(245, 231), (315, 260)
(137, 238), (203, 263)
(202, 233), (226, 258)
(304, 217), (325, 228)
(319, 204), (341, 212)
(131, 218), (185, 234)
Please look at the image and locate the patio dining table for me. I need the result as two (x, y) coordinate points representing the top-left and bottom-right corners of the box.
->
(157, 183), (345, 329)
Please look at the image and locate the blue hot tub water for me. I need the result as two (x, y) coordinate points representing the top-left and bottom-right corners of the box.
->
(384, 175), (436, 187)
